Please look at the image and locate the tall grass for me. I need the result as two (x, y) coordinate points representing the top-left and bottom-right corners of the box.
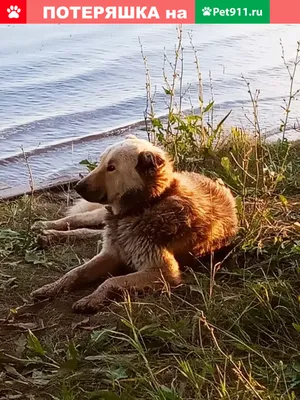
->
(140, 26), (300, 248)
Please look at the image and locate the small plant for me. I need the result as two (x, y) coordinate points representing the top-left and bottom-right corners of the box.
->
(80, 159), (98, 172)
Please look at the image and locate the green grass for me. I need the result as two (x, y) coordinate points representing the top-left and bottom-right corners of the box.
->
(1, 27), (300, 400)
(0, 137), (299, 399)
(0, 191), (299, 399)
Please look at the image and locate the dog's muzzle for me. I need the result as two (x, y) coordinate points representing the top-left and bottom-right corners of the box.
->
(74, 180), (107, 204)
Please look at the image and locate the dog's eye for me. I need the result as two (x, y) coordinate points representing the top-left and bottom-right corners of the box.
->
(107, 165), (115, 172)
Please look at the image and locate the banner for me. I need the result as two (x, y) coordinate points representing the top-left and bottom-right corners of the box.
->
(0, 0), (299, 24)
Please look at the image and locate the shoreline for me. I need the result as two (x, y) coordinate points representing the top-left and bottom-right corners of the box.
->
(0, 174), (79, 201)
(1, 130), (299, 202)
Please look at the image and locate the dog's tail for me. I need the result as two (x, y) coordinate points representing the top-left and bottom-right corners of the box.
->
(67, 199), (103, 216)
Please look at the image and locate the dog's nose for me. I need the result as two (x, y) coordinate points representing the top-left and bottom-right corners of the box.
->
(74, 180), (88, 197)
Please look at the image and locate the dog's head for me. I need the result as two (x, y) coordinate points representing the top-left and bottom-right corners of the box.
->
(74, 136), (173, 214)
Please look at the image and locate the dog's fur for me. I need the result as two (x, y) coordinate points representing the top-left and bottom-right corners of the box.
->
(31, 136), (238, 313)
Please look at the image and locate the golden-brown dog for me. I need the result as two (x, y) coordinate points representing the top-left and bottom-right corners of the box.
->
(31, 136), (238, 313)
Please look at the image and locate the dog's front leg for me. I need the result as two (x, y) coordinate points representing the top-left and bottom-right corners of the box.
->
(72, 249), (182, 313)
(32, 207), (107, 232)
(37, 228), (104, 247)
(31, 251), (121, 300)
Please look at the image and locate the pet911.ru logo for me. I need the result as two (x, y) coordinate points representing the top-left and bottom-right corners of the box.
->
(202, 7), (263, 17)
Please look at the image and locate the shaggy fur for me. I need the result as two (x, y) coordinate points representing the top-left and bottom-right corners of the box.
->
(31, 136), (238, 313)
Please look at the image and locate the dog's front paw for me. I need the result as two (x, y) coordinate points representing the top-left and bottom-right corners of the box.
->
(36, 230), (61, 248)
(32, 220), (53, 232)
(31, 271), (81, 300)
(31, 282), (61, 300)
(72, 293), (107, 314)
(36, 232), (53, 248)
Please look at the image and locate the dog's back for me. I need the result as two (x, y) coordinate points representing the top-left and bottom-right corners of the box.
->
(164, 171), (238, 257)
(177, 171), (238, 233)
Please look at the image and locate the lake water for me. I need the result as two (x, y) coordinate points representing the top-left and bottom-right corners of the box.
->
(0, 24), (299, 194)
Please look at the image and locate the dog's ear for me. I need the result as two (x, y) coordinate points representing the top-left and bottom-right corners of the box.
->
(136, 151), (165, 174)
(125, 134), (137, 140)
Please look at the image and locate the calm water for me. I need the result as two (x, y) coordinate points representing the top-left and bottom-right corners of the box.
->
(0, 24), (299, 191)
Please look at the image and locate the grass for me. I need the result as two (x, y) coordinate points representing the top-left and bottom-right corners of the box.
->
(0, 187), (299, 399)
(1, 26), (300, 399)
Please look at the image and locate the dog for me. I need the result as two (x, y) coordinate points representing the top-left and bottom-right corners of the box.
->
(31, 135), (238, 313)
